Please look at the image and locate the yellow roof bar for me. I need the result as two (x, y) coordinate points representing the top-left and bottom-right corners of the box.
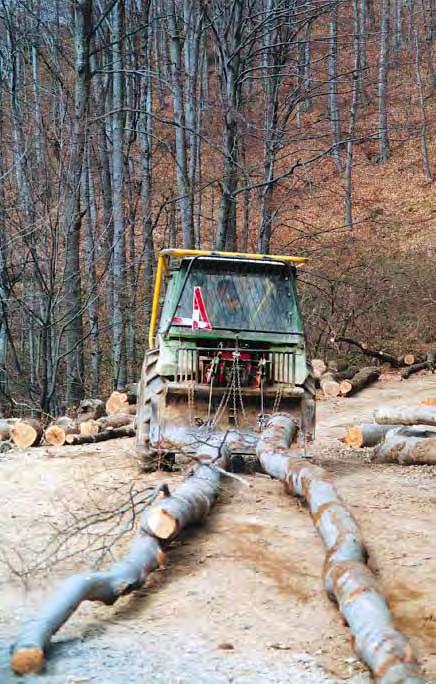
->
(149, 248), (307, 348)
(160, 248), (307, 266)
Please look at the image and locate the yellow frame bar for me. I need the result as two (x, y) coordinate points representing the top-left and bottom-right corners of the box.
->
(148, 248), (307, 348)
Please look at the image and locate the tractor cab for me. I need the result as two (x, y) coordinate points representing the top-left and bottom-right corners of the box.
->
(137, 249), (315, 470)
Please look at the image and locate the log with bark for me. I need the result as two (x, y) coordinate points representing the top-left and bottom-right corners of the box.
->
(10, 443), (229, 675)
(257, 415), (423, 683)
(44, 417), (79, 446)
(400, 361), (432, 379)
(77, 398), (105, 423)
(105, 391), (136, 415)
(97, 413), (132, 430)
(374, 406), (436, 426)
(330, 336), (417, 368)
(65, 426), (135, 445)
(339, 366), (380, 396)
(343, 423), (398, 448)
(10, 420), (43, 448)
(0, 418), (18, 441)
(372, 426), (436, 464)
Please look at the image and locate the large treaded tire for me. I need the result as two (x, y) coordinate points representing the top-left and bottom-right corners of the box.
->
(136, 349), (166, 471)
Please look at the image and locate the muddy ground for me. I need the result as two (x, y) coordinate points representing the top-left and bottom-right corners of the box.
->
(0, 374), (435, 683)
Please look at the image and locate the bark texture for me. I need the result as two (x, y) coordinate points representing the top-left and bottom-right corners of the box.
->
(374, 406), (436, 426)
(372, 426), (436, 464)
(339, 366), (380, 396)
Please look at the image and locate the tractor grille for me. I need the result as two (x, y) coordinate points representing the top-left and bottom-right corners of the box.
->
(175, 347), (296, 386)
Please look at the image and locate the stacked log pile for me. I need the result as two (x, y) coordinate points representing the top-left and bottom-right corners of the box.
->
(343, 405), (436, 465)
(312, 359), (380, 397)
(0, 384), (139, 450)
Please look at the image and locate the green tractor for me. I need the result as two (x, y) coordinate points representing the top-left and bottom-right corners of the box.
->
(136, 249), (315, 470)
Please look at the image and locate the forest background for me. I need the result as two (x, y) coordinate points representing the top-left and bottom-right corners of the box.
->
(0, 0), (435, 416)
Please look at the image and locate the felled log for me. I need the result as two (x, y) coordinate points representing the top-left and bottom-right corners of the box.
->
(106, 390), (136, 415)
(44, 417), (79, 446)
(97, 413), (132, 430)
(374, 406), (436, 426)
(77, 398), (105, 423)
(10, 420), (43, 448)
(65, 426), (135, 445)
(372, 426), (436, 464)
(311, 359), (327, 379)
(79, 420), (101, 437)
(339, 366), (380, 396)
(10, 443), (229, 675)
(319, 371), (340, 397)
(330, 336), (410, 368)
(343, 423), (398, 448)
(400, 361), (432, 379)
(332, 366), (359, 383)
(257, 415), (423, 683)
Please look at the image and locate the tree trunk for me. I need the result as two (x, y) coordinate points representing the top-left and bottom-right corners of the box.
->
(372, 426), (436, 464)
(111, 0), (127, 390)
(374, 406), (436, 426)
(414, 32), (433, 180)
(339, 366), (380, 396)
(10, 419), (43, 448)
(328, 5), (342, 173)
(256, 415), (422, 683)
(344, 423), (399, 447)
(378, 0), (391, 162)
(63, 0), (93, 406)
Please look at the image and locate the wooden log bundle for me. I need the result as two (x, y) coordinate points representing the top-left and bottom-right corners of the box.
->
(10, 444), (229, 675)
(257, 415), (423, 683)
(10, 420), (43, 448)
(372, 426), (436, 464)
(339, 366), (380, 396)
(343, 423), (398, 448)
(374, 406), (436, 426)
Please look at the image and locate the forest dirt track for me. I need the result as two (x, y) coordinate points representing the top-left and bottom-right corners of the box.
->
(0, 374), (435, 683)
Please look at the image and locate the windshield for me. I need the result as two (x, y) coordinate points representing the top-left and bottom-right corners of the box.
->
(169, 259), (295, 333)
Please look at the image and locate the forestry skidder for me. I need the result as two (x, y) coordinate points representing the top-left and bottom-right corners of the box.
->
(136, 249), (315, 470)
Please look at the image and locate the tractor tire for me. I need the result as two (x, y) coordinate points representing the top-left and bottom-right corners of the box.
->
(136, 349), (166, 472)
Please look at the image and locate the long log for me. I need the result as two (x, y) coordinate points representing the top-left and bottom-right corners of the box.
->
(344, 423), (398, 448)
(339, 366), (380, 396)
(374, 406), (436, 426)
(330, 336), (411, 368)
(79, 420), (101, 437)
(65, 426), (135, 445)
(332, 366), (359, 383)
(10, 420), (43, 448)
(257, 415), (423, 683)
(372, 426), (436, 464)
(10, 443), (229, 675)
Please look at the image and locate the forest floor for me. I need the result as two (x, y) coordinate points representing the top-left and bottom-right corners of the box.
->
(0, 374), (435, 683)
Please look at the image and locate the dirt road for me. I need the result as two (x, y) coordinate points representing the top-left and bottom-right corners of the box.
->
(0, 374), (435, 683)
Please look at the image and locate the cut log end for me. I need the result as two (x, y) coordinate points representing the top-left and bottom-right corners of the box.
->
(421, 398), (436, 407)
(10, 647), (45, 675)
(345, 426), (363, 447)
(339, 380), (353, 396)
(403, 354), (415, 366)
(79, 420), (100, 437)
(146, 507), (178, 540)
(10, 421), (41, 448)
(106, 391), (129, 416)
(44, 425), (66, 446)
